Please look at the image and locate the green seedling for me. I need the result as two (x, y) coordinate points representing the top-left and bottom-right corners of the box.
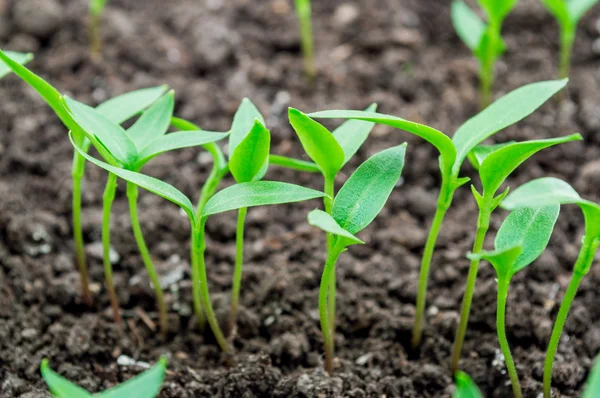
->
(308, 144), (407, 373)
(501, 177), (600, 398)
(294, 0), (315, 79)
(289, 105), (377, 338)
(0, 48), (167, 307)
(41, 357), (167, 397)
(63, 93), (229, 335)
(541, 0), (599, 79)
(468, 205), (560, 398)
(450, 133), (581, 373)
(70, 134), (325, 353)
(0, 51), (32, 79)
(89, 0), (108, 56)
(308, 79), (567, 350)
(451, 0), (518, 107)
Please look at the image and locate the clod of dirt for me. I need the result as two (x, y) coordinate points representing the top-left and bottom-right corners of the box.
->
(190, 17), (238, 71)
(12, 0), (63, 39)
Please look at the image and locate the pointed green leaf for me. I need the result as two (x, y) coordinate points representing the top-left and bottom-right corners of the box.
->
(229, 120), (271, 183)
(41, 359), (93, 398)
(127, 91), (175, 150)
(495, 205), (560, 274)
(135, 131), (229, 168)
(64, 96), (138, 168)
(96, 357), (167, 398)
(583, 355), (600, 398)
(479, 134), (581, 195)
(467, 141), (514, 170)
(478, 0), (518, 22)
(229, 98), (266, 157)
(289, 108), (345, 180)
(475, 28), (507, 61)
(541, 0), (570, 26)
(451, 1), (485, 51)
(307, 209), (364, 245)
(333, 144), (406, 235)
(202, 181), (325, 218)
(469, 246), (524, 280)
(70, 133), (195, 221)
(0, 51), (33, 79)
(308, 110), (456, 175)
(453, 371), (484, 398)
(96, 86), (169, 125)
(568, 0), (599, 23)
(452, 79), (568, 176)
(332, 103), (378, 165)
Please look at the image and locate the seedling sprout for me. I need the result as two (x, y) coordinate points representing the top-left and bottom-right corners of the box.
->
(89, 0), (109, 56)
(294, 0), (315, 79)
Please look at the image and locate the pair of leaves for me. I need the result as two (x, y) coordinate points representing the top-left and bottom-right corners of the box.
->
(41, 357), (167, 398)
(0, 51), (32, 79)
(308, 144), (407, 248)
(542, 0), (599, 27)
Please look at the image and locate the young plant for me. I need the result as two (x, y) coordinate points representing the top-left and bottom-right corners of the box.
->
(468, 205), (560, 398)
(89, 0), (108, 56)
(450, 133), (581, 373)
(41, 357), (167, 397)
(451, 0), (518, 107)
(501, 177), (600, 398)
(308, 79), (567, 350)
(308, 144), (407, 373)
(541, 0), (599, 79)
(294, 0), (315, 79)
(0, 48), (167, 307)
(70, 134), (325, 353)
(0, 51), (32, 79)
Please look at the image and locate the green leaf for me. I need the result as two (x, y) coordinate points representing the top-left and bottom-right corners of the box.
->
(64, 96), (138, 168)
(307, 110), (456, 176)
(451, 1), (485, 51)
(467, 141), (514, 170)
(475, 28), (507, 61)
(453, 371), (484, 398)
(332, 103), (378, 165)
(495, 205), (560, 274)
(307, 209), (364, 246)
(127, 91), (175, 150)
(202, 181), (326, 218)
(269, 154), (321, 173)
(289, 108), (345, 180)
(96, 358), (167, 398)
(541, 0), (570, 26)
(469, 245), (524, 280)
(452, 79), (568, 176)
(70, 133), (195, 221)
(96, 86), (169, 125)
(568, 0), (599, 23)
(41, 359), (92, 398)
(229, 120), (271, 183)
(0, 51), (33, 79)
(333, 144), (406, 235)
(478, 0), (518, 22)
(479, 134), (581, 195)
(583, 355), (600, 398)
(229, 98), (266, 157)
(135, 131), (229, 168)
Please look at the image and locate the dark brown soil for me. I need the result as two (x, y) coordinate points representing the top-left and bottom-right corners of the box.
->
(1, 0), (600, 397)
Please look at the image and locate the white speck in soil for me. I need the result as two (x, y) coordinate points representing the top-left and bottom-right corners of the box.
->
(492, 349), (507, 374)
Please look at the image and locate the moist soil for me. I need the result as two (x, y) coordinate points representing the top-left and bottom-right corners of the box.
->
(1, 0), (600, 397)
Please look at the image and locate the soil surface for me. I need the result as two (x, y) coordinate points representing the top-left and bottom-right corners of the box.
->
(1, 0), (600, 397)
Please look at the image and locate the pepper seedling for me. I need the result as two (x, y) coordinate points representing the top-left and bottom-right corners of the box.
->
(294, 0), (315, 79)
(541, 0), (599, 79)
(308, 144), (407, 374)
(0, 51), (32, 79)
(451, 0), (518, 107)
(41, 357), (167, 397)
(89, 0), (108, 56)
(289, 105), (377, 337)
(468, 205), (560, 398)
(501, 177), (600, 398)
(0, 48), (167, 307)
(70, 134), (325, 353)
(308, 79), (567, 350)
(450, 133), (581, 373)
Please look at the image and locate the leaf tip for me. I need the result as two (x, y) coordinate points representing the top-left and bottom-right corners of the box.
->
(40, 358), (50, 374)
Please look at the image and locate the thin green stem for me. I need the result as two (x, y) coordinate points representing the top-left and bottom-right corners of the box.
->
(479, 22), (500, 109)
(269, 155), (320, 173)
(319, 243), (343, 373)
(450, 199), (492, 373)
(497, 277), (522, 398)
(89, 13), (102, 57)
(323, 176), (336, 335)
(126, 182), (168, 336)
(102, 172), (121, 326)
(192, 220), (229, 352)
(227, 207), (247, 337)
(71, 151), (92, 307)
(294, 0), (315, 79)
(558, 26), (575, 80)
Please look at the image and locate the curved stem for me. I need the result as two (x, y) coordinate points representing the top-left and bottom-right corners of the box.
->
(102, 172), (121, 326)
(227, 207), (247, 336)
(497, 277), (522, 398)
(71, 151), (92, 307)
(192, 220), (229, 352)
(319, 244), (343, 373)
(323, 176), (336, 335)
(450, 200), (491, 373)
(126, 182), (168, 336)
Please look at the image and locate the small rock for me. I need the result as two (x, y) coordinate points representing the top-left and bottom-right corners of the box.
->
(332, 4), (359, 28)
(405, 186), (437, 218)
(21, 328), (39, 341)
(190, 18), (238, 70)
(85, 242), (120, 264)
(577, 159), (600, 192)
(13, 0), (63, 39)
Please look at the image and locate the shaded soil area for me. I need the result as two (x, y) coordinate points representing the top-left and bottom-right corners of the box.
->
(1, 0), (600, 396)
